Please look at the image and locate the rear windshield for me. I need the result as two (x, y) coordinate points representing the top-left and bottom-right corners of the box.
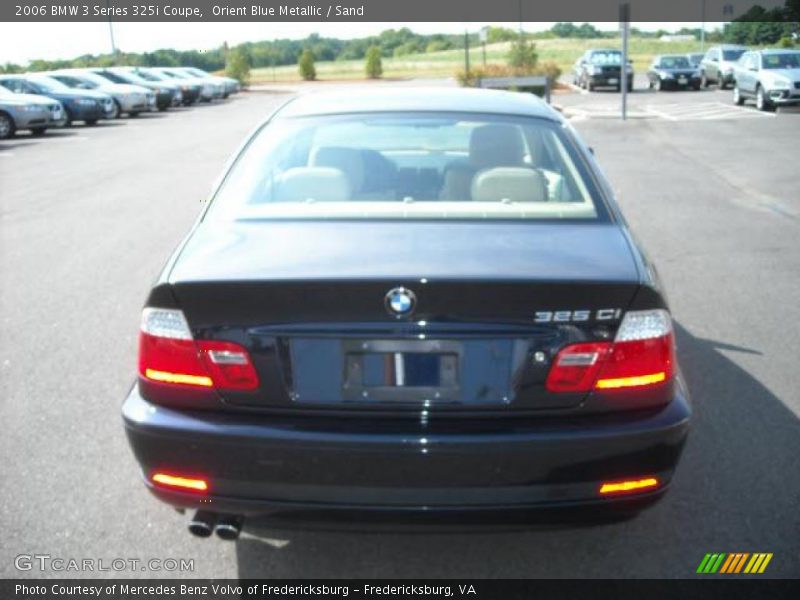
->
(762, 53), (800, 69)
(206, 112), (603, 222)
(659, 56), (691, 69)
(723, 49), (746, 61)
(589, 51), (622, 65)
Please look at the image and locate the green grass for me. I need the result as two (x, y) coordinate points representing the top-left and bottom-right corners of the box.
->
(247, 37), (707, 84)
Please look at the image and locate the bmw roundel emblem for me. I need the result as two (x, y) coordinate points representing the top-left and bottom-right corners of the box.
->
(385, 287), (416, 318)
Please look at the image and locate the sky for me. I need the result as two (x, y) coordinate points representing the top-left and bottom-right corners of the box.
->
(0, 22), (721, 66)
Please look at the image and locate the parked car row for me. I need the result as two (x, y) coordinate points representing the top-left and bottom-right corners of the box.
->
(572, 45), (800, 110)
(0, 66), (241, 139)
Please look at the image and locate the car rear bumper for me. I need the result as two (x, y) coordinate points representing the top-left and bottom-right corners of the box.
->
(588, 74), (633, 87)
(122, 381), (690, 517)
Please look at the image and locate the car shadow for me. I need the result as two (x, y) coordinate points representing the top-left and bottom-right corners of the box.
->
(233, 322), (800, 578)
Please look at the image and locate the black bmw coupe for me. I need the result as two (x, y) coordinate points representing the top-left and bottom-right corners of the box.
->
(123, 87), (690, 539)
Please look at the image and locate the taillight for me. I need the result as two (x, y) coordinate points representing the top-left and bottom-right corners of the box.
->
(138, 308), (259, 391)
(546, 309), (674, 393)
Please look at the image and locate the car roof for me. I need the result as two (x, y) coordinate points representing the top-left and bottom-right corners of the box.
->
(274, 87), (562, 121)
(713, 44), (748, 49)
(757, 48), (800, 55)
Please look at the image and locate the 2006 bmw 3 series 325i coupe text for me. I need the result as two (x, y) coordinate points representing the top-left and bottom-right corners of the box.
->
(122, 88), (690, 539)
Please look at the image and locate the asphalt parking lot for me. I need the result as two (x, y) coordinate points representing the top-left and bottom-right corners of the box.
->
(1, 82), (798, 579)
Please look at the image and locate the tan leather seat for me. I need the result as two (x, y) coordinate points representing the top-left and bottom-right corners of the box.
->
(471, 167), (549, 203)
(441, 124), (526, 200)
(310, 147), (366, 195)
(274, 167), (351, 202)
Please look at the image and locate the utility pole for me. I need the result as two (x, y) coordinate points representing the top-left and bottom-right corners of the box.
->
(700, 0), (706, 53)
(464, 29), (470, 78)
(480, 26), (488, 66)
(105, 0), (118, 62)
(620, 2), (630, 121)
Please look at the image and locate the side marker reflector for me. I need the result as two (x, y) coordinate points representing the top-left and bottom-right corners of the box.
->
(599, 477), (659, 495)
(152, 472), (209, 492)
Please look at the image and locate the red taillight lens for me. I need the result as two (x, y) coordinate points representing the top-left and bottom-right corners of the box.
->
(544, 342), (611, 393)
(546, 309), (675, 394)
(138, 308), (259, 392)
(594, 335), (674, 390)
(197, 340), (259, 391)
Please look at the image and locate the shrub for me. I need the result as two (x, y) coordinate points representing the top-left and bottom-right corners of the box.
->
(225, 47), (250, 87)
(507, 38), (538, 73)
(298, 49), (316, 81)
(365, 45), (383, 79)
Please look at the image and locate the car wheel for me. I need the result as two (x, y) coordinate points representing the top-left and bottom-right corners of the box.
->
(733, 85), (745, 106)
(128, 111), (140, 118)
(718, 73), (727, 90)
(0, 112), (15, 139)
(30, 127), (47, 136)
(85, 119), (98, 126)
(755, 86), (773, 112)
(108, 101), (120, 119)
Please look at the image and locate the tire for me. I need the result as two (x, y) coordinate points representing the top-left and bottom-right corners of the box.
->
(30, 127), (47, 136)
(108, 101), (120, 119)
(85, 119), (98, 126)
(128, 111), (140, 118)
(0, 112), (16, 139)
(718, 73), (727, 90)
(733, 85), (745, 106)
(755, 85), (774, 112)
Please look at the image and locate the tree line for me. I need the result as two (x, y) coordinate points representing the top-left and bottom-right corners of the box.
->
(2, 13), (797, 76)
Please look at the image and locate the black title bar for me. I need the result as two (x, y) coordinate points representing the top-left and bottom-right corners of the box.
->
(2, 0), (790, 22)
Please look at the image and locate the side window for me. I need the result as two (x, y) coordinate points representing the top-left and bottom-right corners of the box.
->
(708, 49), (719, 62)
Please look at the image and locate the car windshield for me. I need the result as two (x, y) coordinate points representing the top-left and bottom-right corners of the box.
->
(27, 76), (70, 92)
(722, 49), (746, 61)
(163, 71), (187, 79)
(659, 56), (691, 69)
(134, 70), (162, 82)
(185, 68), (207, 77)
(112, 70), (147, 84)
(589, 51), (622, 65)
(762, 53), (800, 69)
(95, 71), (128, 84)
(207, 112), (601, 222)
(54, 75), (97, 89)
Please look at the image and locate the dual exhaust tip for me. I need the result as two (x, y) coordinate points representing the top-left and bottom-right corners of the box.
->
(188, 511), (243, 541)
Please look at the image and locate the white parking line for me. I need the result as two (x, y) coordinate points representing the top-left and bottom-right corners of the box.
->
(0, 152), (15, 157)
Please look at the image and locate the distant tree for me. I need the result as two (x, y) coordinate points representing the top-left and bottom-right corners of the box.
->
(365, 45), (383, 79)
(298, 48), (316, 81)
(225, 46), (251, 86)
(486, 26), (519, 43)
(507, 37), (538, 74)
(426, 40), (452, 53)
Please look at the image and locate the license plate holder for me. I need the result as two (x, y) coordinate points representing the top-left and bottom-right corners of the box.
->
(342, 339), (461, 403)
(608, 78), (618, 85)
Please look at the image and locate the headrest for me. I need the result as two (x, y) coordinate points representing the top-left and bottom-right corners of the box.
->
(310, 146), (365, 193)
(469, 124), (525, 169)
(471, 167), (549, 203)
(274, 167), (351, 202)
